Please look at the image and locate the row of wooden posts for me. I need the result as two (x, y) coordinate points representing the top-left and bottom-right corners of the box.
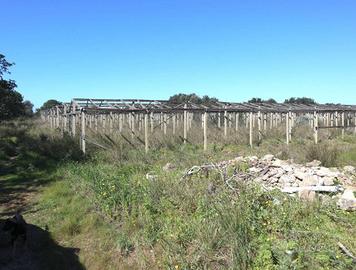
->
(44, 107), (356, 154)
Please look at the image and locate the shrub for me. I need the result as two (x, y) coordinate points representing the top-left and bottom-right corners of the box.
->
(305, 143), (339, 167)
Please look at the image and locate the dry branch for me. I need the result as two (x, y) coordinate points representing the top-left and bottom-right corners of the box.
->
(338, 242), (356, 263)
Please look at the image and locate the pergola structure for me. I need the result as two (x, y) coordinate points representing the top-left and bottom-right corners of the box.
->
(42, 98), (356, 154)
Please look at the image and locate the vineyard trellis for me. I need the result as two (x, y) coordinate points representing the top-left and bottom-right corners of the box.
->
(41, 98), (356, 154)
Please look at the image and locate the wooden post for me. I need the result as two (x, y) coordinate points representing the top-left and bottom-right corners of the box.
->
(183, 104), (187, 144)
(203, 111), (207, 151)
(286, 112), (289, 145)
(189, 112), (193, 130)
(150, 112), (154, 133)
(109, 112), (113, 134)
(131, 113), (135, 138)
(342, 111), (345, 138)
(160, 112), (163, 131)
(258, 110), (262, 142)
(81, 110), (86, 154)
(263, 113), (267, 131)
(224, 109), (227, 137)
(63, 105), (67, 133)
(49, 109), (53, 129)
(145, 113), (148, 153)
(235, 112), (239, 131)
(218, 112), (221, 128)
(95, 115), (98, 132)
(72, 103), (76, 136)
(163, 113), (167, 135)
(314, 110), (318, 144)
(326, 112), (330, 127)
(172, 114), (176, 135)
(249, 112), (253, 147)
(288, 112), (292, 142)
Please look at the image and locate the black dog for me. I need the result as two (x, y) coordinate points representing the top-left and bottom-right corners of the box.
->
(2, 213), (27, 255)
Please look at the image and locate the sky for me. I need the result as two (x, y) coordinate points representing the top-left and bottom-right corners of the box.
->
(1, 0), (356, 108)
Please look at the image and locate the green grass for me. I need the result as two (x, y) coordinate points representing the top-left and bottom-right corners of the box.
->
(58, 153), (356, 269)
(1, 119), (356, 269)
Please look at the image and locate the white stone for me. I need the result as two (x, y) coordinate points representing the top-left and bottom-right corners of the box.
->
(337, 189), (356, 211)
(279, 174), (296, 184)
(248, 167), (261, 173)
(300, 175), (319, 186)
(322, 177), (335, 186)
(306, 160), (321, 167)
(315, 167), (333, 177)
(262, 154), (275, 162)
(343, 166), (355, 174)
(295, 170), (307, 180)
(281, 165), (294, 172)
(272, 159), (288, 167)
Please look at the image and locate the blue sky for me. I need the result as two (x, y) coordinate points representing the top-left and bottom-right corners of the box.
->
(1, 0), (356, 108)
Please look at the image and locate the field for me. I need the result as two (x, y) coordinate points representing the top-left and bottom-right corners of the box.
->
(1, 119), (356, 269)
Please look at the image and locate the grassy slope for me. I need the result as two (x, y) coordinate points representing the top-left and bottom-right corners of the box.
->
(1, 120), (356, 269)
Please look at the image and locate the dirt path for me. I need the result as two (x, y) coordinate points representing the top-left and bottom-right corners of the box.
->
(0, 169), (84, 270)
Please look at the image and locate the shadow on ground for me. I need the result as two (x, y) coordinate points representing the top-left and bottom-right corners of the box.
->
(0, 121), (86, 269)
(0, 120), (83, 217)
(0, 172), (55, 218)
(0, 219), (85, 270)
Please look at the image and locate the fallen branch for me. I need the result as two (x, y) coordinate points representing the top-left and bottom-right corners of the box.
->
(338, 242), (356, 263)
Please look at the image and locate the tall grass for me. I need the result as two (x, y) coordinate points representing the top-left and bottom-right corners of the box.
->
(58, 143), (356, 269)
(4, 119), (356, 268)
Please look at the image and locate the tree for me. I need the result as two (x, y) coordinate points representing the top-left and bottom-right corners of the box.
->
(248, 98), (277, 104)
(38, 99), (62, 111)
(284, 97), (316, 105)
(168, 93), (219, 105)
(23, 100), (34, 116)
(0, 54), (27, 121)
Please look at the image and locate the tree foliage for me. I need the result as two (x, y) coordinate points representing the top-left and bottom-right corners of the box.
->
(284, 97), (316, 105)
(248, 98), (277, 104)
(0, 54), (29, 120)
(168, 93), (219, 105)
(39, 99), (62, 111)
(23, 100), (34, 116)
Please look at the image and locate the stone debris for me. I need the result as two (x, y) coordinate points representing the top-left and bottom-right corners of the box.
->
(343, 165), (355, 174)
(210, 154), (356, 209)
(337, 189), (356, 211)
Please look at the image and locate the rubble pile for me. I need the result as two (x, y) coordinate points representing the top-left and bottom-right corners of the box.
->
(216, 154), (356, 210)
